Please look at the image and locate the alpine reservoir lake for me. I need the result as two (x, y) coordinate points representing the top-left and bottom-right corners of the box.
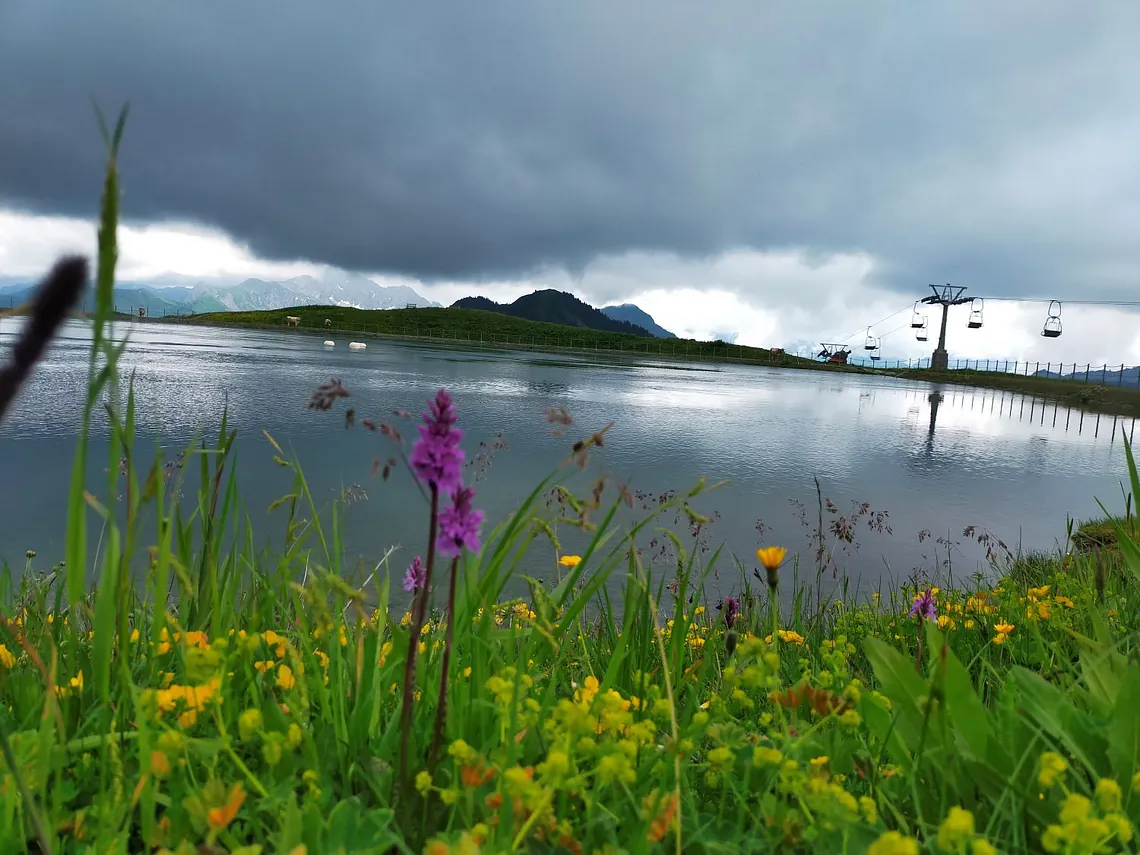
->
(0, 319), (1134, 604)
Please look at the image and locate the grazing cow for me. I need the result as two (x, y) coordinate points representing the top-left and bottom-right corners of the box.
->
(770, 347), (784, 357)
(324, 318), (332, 329)
(286, 316), (301, 327)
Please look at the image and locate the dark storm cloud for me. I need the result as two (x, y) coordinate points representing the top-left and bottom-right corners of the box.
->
(2, 1), (1139, 301)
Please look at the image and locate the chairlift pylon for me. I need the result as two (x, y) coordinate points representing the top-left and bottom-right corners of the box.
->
(1042, 300), (1062, 338)
(863, 327), (877, 350)
(915, 316), (929, 342)
(910, 302), (924, 329)
(967, 298), (984, 330)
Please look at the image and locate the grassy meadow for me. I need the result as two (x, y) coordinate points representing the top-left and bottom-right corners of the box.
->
(6, 111), (1140, 855)
(179, 303), (816, 370)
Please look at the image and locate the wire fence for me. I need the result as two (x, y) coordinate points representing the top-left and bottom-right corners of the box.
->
(841, 355), (1140, 388)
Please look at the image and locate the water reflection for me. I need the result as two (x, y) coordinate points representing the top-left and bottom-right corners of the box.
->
(902, 384), (1137, 483)
(2, 320), (1136, 596)
(910, 384), (1137, 444)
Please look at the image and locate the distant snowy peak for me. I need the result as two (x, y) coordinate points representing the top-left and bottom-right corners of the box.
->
(71, 270), (442, 316)
(217, 274), (438, 311)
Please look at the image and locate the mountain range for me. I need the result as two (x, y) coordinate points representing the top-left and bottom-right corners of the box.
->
(0, 271), (679, 340)
(599, 303), (677, 338)
(1033, 365), (1140, 386)
(0, 271), (438, 316)
(451, 290), (676, 338)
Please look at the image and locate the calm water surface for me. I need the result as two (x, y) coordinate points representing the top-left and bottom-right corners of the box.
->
(1, 319), (1135, 603)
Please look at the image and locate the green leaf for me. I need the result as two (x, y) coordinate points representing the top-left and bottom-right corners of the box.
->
(862, 637), (930, 760)
(925, 623), (991, 761)
(1106, 666), (1140, 810)
(1009, 666), (1108, 776)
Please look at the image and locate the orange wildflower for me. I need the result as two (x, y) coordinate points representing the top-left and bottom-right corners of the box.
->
(207, 782), (246, 830)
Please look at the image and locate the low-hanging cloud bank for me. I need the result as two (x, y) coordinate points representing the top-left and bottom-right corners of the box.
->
(3, 205), (1139, 367)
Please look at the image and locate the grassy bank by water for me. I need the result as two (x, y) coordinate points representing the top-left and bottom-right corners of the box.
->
(176, 305), (817, 369)
(892, 367), (1140, 419)
(173, 306), (1140, 419)
(7, 111), (1140, 854)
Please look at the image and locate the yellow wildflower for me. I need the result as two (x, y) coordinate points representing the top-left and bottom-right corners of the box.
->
(558, 555), (582, 568)
(277, 664), (296, 690)
(993, 622), (1014, 644)
(183, 631), (209, 649)
(1059, 792), (1092, 824)
(0, 644), (15, 669)
(868, 830), (919, 855)
(1027, 600), (1052, 621)
(937, 806), (975, 852)
(448, 739), (476, 763)
(756, 546), (787, 569)
(752, 746), (784, 766)
(415, 770), (433, 795)
(238, 708), (263, 741)
(1038, 752), (1067, 788)
(776, 629), (805, 645)
(1095, 778), (1123, 813)
(262, 630), (287, 658)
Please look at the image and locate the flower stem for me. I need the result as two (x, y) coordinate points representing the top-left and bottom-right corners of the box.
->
(430, 555), (460, 765)
(399, 483), (439, 799)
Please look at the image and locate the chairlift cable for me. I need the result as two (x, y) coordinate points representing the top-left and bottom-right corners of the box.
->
(833, 305), (913, 346)
(972, 296), (1140, 309)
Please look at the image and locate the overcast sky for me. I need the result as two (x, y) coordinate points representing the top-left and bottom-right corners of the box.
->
(2, 1), (1139, 365)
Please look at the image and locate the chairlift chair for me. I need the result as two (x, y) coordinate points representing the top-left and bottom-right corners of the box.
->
(967, 298), (984, 329)
(910, 302), (924, 329)
(1042, 300), (1062, 338)
(868, 337), (882, 361)
(915, 315), (929, 342)
(863, 327), (878, 350)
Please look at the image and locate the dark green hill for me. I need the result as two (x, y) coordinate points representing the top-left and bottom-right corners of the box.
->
(452, 289), (652, 337)
(177, 304), (818, 368)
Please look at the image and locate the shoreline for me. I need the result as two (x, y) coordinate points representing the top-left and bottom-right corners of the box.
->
(161, 311), (1140, 419)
